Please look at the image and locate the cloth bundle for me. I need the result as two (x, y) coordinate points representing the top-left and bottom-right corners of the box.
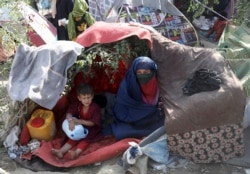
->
(183, 68), (222, 96)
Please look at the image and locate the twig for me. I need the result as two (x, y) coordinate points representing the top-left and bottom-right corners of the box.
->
(194, 0), (230, 21)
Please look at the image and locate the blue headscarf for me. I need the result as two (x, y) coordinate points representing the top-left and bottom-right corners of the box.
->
(118, 56), (157, 105)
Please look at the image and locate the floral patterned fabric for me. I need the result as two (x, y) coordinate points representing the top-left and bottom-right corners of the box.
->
(167, 123), (244, 163)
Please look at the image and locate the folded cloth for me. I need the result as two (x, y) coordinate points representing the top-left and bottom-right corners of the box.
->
(118, 142), (143, 170)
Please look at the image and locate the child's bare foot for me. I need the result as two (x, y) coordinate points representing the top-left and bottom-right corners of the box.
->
(68, 150), (80, 160)
(51, 148), (64, 158)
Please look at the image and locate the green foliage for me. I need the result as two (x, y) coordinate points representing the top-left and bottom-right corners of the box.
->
(232, 0), (250, 25)
(66, 36), (150, 91)
(0, 60), (12, 131)
(0, 0), (34, 138)
(187, 0), (219, 19)
(186, 0), (249, 26)
(0, 0), (33, 52)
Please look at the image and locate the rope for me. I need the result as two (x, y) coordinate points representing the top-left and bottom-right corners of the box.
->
(0, 99), (37, 143)
(5, 101), (28, 130)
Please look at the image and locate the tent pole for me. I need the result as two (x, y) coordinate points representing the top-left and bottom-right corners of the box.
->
(194, 0), (230, 21)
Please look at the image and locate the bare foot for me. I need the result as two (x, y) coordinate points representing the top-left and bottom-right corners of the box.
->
(51, 148), (64, 158)
(68, 150), (80, 160)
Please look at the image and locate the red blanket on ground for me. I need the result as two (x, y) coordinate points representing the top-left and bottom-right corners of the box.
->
(32, 136), (140, 167)
(20, 93), (141, 168)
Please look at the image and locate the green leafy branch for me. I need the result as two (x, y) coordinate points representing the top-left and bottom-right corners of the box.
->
(232, 0), (250, 25)
(187, 0), (219, 19)
(0, 1), (32, 52)
(66, 36), (150, 91)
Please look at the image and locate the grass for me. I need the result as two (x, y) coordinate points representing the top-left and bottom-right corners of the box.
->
(0, 61), (12, 145)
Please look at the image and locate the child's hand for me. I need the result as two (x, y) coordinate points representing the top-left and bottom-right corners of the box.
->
(69, 121), (75, 131)
(72, 117), (80, 125)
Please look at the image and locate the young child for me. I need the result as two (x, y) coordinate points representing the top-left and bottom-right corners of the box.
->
(51, 83), (102, 160)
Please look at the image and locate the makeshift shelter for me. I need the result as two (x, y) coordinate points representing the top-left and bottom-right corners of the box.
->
(4, 20), (246, 171)
(0, 1), (249, 171)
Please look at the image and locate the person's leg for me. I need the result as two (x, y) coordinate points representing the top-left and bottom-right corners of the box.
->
(68, 141), (89, 160)
(51, 139), (78, 158)
(69, 148), (83, 160)
(51, 142), (72, 158)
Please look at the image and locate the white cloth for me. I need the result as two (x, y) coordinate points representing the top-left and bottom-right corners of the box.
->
(8, 41), (83, 109)
(3, 126), (21, 148)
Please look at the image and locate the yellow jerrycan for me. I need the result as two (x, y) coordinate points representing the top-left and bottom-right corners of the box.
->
(27, 109), (56, 141)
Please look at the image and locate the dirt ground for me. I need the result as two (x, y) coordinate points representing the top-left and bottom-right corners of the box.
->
(0, 146), (248, 174)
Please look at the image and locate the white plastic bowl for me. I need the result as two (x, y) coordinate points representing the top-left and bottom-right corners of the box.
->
(62, 119), (88, 140)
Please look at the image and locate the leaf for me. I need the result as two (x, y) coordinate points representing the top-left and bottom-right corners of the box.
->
(66, 36), (150, 89)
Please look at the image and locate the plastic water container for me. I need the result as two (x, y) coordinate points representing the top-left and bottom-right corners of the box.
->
(27, 109), (56, 141)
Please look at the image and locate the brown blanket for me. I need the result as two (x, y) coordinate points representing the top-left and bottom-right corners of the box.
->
(150, 32), (246, 135)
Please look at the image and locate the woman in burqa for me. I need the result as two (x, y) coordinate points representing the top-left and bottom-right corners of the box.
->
(106, 56), (165, 140)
